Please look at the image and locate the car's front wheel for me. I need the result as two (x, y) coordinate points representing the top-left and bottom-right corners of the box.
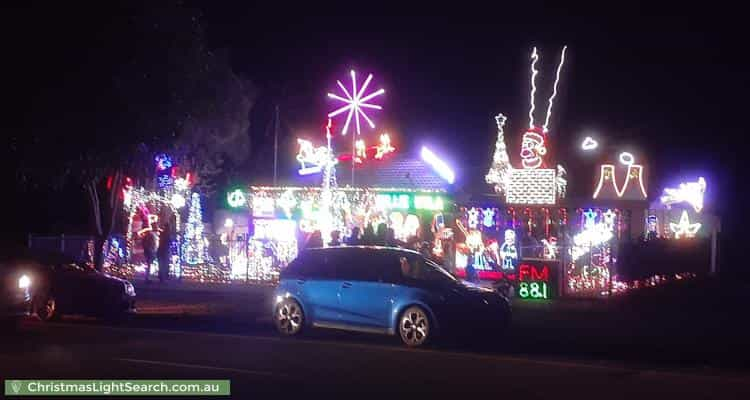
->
(274, 298), (304, 336)
(399, 306), (431, 347)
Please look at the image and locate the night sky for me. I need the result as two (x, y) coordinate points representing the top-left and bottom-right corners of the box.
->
(5, 4), (745, 268)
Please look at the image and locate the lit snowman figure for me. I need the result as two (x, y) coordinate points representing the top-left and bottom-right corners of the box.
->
(500, 229), (518, 270)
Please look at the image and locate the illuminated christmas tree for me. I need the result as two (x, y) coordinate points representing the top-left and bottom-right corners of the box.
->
(485, 114), (512, 194)
(182, 192), (205, 265)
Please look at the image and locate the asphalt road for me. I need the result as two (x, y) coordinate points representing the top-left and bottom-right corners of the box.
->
(2, 316), (749, 399)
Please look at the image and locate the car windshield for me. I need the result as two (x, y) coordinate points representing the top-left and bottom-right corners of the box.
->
(400, 256), (457, 283)
(424, 259), (458, 282)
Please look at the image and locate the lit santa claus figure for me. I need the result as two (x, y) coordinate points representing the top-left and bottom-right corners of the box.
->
(520, 126), (547, 169)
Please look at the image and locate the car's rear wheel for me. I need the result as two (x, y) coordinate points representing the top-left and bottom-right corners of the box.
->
(274, 298), (304, 336)
(34, 293), (58, 322)
(399, 306), (431, 347)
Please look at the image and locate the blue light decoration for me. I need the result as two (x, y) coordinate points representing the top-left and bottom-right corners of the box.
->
(157, 174), (174, 189)
(583, 208), (597, 230)
(155, 153), (173, 171)
(155, 153), (174, 189)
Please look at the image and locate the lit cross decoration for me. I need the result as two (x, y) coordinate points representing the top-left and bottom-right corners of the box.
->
(660, 177), (707, 213)
(670, 210), (701, 239)
(327, 70), (385, 136)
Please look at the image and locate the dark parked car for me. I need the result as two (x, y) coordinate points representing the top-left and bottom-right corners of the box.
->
(0, 248), (136, 322)
(273, 246), (511, 347)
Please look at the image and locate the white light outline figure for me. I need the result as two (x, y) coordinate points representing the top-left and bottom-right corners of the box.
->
(619, 152), (635, 166)
(543, 45), (567, 133)
(670, 210), (701, 239)
(528, 47), (540, 129)
(327, 70), (385, 136)
(660, 177), (706, 213)
(592, 164), (648, 199)
(581, 136), (598, 151)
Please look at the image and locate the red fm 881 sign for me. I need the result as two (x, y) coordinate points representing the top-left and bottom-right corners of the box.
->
(516, 262), (555, 300)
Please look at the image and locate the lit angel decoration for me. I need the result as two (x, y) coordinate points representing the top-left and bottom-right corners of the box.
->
(327, 70), (385, 136)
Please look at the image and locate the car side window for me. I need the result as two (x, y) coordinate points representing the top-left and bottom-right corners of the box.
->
(378, 254), (403, 284)
(303, 251), (337, 280)
(334, 250), (379, 282)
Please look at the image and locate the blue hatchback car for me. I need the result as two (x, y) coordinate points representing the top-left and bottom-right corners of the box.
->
(273, 246), (511, 347)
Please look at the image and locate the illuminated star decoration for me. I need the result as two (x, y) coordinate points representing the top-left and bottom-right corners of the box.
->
(660, 177), (707, 213)
(670, 210), (701, 239)
(583, 209), (597, 230)
(327, 70), (385, 136)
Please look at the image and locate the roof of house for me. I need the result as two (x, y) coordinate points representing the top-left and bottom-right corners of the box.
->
(288, 155), (451, 191)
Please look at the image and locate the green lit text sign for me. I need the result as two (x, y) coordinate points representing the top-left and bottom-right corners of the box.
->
(375, 193), (444, 211)
(518, 281), (549, 299)
(376, 193), (410, 210)
(414, 195), (444, 210)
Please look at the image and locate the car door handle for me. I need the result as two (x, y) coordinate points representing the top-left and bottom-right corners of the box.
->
(341, 282), (352, 289)
(296, 279), (306, 285)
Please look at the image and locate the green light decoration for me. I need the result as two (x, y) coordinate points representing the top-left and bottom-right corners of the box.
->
(518, 281), (549, 299)
(227, 189), (247, 208)
(375, 193), (445, 211)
